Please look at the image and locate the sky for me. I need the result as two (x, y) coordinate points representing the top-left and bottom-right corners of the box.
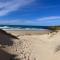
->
(0, 0), (60, 26)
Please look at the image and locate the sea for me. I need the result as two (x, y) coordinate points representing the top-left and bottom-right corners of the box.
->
(0, 25), (49, 30)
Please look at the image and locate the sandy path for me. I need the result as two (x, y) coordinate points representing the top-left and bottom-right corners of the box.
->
(2, 30), (60, 60)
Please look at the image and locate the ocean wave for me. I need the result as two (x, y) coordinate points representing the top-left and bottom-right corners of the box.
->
(0, 26), (10, 29)
(0, 25), (46, 30)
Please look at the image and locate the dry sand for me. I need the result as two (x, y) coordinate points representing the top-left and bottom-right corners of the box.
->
(1, 30), (60, 60)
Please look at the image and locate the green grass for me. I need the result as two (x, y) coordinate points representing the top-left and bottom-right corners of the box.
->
(47, 26), (60, 32)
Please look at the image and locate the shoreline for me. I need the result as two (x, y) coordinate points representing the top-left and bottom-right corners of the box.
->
(5, 29), (50, 36)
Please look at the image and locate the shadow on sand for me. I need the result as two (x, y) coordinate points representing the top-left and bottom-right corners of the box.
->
(0, 29), (19, 60)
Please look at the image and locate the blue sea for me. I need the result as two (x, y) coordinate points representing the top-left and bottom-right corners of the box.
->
(0, 25), (49, 30)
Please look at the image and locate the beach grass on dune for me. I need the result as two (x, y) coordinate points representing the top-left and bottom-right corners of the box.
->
(47, 26), (60, 32)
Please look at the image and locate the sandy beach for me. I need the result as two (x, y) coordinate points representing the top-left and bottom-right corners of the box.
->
(0, 0), (60, 60)
(0, 30), (60, 60)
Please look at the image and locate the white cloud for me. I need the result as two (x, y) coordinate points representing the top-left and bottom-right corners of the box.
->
(0, 19), (40, 26)
(0, 19), (35, 25)
(37, 16), (60, 21)
(35, 16), (60, 26)
(0, 16), (60, 26)
(0, 0), (34, 16)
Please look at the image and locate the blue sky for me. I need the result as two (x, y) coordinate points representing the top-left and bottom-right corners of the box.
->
(0, 0), (60, 26)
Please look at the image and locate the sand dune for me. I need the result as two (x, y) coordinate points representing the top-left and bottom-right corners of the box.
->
(0, 29), (19, 60)
(0, 30), (60, 60)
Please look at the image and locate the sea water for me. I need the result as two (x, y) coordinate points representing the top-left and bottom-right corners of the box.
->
(0, 25), (49, 30)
